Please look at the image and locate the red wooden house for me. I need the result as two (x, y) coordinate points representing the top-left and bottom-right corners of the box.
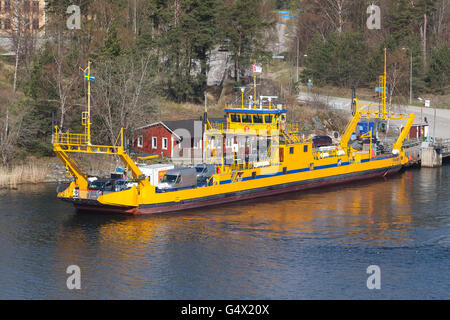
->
(133, 120), (206, 160)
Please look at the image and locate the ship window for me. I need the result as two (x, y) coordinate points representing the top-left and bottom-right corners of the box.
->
(230, 114), (241, 123)
(252, 172), (256, 179)
(265, 115), (273, 123)
(290, 147), (294, 154)
(283, 167), (287, 174)
(242, 115), (252, 123)
(253, 115), (263, 123)
(304, 145), (308, 153)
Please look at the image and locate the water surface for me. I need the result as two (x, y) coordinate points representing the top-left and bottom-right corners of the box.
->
(0, 166), (449, 299)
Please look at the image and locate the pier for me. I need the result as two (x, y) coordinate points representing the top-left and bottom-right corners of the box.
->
(405, 139), (450, 168)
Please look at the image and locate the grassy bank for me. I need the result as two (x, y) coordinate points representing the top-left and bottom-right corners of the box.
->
(0, 161), (50, 188)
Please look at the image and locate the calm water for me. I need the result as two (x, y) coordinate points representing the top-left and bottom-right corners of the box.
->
(0, 166), (449, 299)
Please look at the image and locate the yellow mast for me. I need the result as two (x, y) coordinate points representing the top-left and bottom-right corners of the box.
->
(82, 61), (92, 145)
(340, 48), (414, 152)
(87, 61), (91, 144)
(383, 48), (387, 115)
(254, 60), (257, 107)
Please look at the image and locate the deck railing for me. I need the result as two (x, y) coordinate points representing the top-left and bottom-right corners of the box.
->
(54, 131), (89, 146)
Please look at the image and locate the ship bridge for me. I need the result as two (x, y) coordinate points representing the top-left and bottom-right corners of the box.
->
(204, 94), (307, 170)
(206, 94), (291, 134)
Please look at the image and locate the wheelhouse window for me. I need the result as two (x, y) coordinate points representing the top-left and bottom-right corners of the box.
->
(242, 114), (252, 123)
(264, 115), (273, 124)
(152, 137), (157, 149)
(230, 114), (241, 123)
(253, 115), (263, 124)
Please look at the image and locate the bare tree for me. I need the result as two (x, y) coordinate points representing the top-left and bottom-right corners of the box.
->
(5, 0), (40, 92)
(0, 92), (24, 165)
(435, 0), (449, 42)
(387, 50), (409, 108)
(312, 0), (350, 34)
(92, 53), (156, 145)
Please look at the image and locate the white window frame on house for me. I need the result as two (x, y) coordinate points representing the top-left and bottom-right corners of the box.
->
(152, 137), (157, 149)
(162, 137), (168, 150)
(137, 135), (143, 148)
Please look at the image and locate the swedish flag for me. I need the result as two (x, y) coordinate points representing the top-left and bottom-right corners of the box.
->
(84, 73), (96, 82)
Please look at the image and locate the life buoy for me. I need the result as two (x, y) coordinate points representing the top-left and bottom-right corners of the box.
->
(244, 126), (250, 132)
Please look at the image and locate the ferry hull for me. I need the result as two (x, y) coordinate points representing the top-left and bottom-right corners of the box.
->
(68, 165), (402, 215)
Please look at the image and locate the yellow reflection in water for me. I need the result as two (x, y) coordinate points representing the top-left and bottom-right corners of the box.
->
(90, 172), (418, 247)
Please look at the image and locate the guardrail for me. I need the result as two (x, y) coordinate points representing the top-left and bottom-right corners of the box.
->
(72, 189), (114, 200)
(54, 132), (89, 145)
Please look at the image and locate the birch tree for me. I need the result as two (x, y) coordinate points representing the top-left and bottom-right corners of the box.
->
(312, 0), (350, 34)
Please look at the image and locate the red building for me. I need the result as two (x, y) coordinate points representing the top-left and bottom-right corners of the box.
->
(133, 120), (205, 159)
(402, 122), (429, 141)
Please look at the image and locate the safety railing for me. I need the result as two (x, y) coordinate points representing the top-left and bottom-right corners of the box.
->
(207, 121), (229, 131)
(225, 103), (287, 110)
(357, 104), (383, 114)
(53, 126), (124, 154)
(54, 131), (89, 146)
(72, 189), (114, 200)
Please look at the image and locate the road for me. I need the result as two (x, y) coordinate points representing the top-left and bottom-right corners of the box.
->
(298, 91), (450, 139)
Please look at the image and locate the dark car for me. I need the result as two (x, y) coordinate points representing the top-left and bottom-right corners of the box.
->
(88, 179), (128, 192)
(195, 164), (216, 185)
(312, 136), (333, 148)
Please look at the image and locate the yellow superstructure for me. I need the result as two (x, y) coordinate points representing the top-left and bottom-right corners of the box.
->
(53, 51), (414, 215)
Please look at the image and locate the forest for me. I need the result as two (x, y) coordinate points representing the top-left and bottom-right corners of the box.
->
(0, 0), (449, 167)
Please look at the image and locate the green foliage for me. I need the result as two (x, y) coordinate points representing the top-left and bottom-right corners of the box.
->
(221, 0), (275, 81)
(100, 26), (123, 58)
(303, 32), (369, 88)
(426, 44), (450, 93)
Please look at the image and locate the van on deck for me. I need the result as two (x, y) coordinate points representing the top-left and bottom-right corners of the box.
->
(158, 167), (198, 191)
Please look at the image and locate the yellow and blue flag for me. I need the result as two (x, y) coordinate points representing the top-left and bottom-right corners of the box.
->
(84, 73), (96, 82)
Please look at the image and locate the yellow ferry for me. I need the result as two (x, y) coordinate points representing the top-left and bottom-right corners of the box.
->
(53, 50), (414, 215)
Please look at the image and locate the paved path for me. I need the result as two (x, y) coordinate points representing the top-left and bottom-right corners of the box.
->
(298, 92), (450, 139)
